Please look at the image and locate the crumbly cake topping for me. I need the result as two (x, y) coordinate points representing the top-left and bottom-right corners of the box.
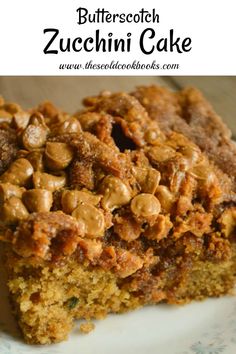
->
(0, 91), (235, 278)
(132, 85), (236, 195)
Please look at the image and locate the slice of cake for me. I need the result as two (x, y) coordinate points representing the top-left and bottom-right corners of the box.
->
(0, 87), (236, 344)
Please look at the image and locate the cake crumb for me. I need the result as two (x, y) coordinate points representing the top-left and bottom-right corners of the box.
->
(79, 322), (95, 334)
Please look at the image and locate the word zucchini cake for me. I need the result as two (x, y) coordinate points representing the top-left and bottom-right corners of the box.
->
(0, 86), (236, 344)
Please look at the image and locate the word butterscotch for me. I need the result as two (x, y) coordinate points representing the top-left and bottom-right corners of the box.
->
(76, 8), (160, 24)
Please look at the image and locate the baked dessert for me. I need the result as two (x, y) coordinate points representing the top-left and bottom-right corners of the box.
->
(0, 87), (236, 344)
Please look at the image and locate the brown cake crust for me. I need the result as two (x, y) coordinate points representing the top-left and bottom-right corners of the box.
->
(0, 87), (236, 344)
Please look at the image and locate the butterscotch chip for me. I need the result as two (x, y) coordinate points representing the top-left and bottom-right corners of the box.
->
(0, 183), (25, 204)
(131, 193), (161, 218)
(133, 166), (160, 194)
(22, 124), (48, 150)
(52, 117), (82, 135)
(45, 142), (74, 170)
(23, 189), (53, 213)
(72, 202), (105, 238)
(155, 185), (175, 213)
(61, 190), (101, 214)
(3, 102), (21, 114)
(1, 196), (29, 224)
(27, 150), (44, 171)
(33, 172), (66, 192)
(0, 158), (33, 186)
(12, 112), (30, 130)
(0, 109), (12, 123)
(100, 175), (132, 211)
(37, 101), (60, 119)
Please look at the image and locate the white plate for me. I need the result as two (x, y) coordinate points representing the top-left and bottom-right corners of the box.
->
(1, 261), (236, 354)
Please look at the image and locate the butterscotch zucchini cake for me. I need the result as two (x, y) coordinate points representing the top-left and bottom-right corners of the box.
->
(0, 87), (236, 344)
